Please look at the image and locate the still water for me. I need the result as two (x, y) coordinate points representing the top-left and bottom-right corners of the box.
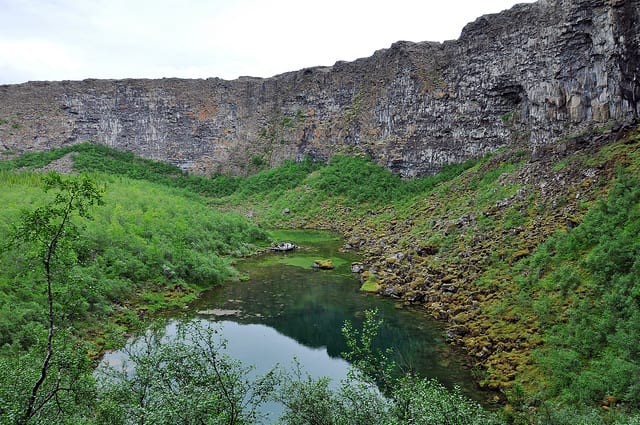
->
(102, 230), (484, 419)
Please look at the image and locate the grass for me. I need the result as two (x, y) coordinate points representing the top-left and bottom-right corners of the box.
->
(3, 129), (640, 422)
(0, 171), (268, 352)
(258, 254), (349, 270)
(513, 170), (640, 405)
(267, 229), (341, 244)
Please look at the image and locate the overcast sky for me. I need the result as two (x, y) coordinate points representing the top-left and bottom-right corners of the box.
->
(0, 0), (536, 85)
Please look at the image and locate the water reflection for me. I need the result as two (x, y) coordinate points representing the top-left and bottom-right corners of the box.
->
(103, 230), (486, 416)
(191, 232), (483, 400)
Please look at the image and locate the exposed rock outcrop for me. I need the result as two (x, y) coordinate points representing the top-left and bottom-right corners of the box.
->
(0, 0), (638, 176)
(334, 124), (640, 390)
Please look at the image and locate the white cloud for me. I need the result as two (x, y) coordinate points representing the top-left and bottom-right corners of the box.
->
(0, 0), (536, 84)
(0, 39), (88, 81)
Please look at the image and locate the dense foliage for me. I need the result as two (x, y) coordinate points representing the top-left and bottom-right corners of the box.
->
(95, 321), (277, 425)
(2, 137), (640, 423)
(0, 143), (242, 197)
(234, 158), (320, 199)
(0, 171), (268, 354)
(308, 155), (478, 203)
(518, 171), (640, 406)
(94, 312), (502, 425)
(1, 143), (475, 205)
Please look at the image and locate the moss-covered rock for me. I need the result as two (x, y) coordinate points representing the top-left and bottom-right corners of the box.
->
(360, 273), (381, 292)
(312, 259), (334, 270)
(216, 124), (640, 404)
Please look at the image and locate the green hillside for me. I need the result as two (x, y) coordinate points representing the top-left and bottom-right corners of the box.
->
(2, 125), (640, 423)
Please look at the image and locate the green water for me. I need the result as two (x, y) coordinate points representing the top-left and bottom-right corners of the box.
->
(191, 230), (484, 400)
(103, 229), (486, 422)
(101, 230), (487, 422)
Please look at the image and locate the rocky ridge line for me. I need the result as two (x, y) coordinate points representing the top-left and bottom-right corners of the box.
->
(1, 0), (638, 177)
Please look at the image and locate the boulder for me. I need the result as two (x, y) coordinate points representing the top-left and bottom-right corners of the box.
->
(270, 242), (297, 252)
(351, 262), (365, 273)
(360, 275), (381, 293)
(313, 259), (335, 270)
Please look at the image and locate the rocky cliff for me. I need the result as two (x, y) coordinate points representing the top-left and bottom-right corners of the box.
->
(1, 0), (638, 176)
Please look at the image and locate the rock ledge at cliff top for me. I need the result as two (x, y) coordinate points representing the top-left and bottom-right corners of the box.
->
(1, 0), (638, 176)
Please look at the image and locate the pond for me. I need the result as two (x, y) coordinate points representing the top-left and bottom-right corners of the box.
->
(101, 230), (485, 420)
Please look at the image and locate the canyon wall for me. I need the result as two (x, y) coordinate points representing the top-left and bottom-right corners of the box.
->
(0, 0), (638, 176)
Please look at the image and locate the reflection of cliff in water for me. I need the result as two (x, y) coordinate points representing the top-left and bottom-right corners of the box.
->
(197, 262), (362, 358)
(192, 245), (482, 399)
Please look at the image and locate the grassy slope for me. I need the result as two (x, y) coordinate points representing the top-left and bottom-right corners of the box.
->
(212, 125), (640, 409)
(2, 126), (640, 417)
(0, 170), (268, 354)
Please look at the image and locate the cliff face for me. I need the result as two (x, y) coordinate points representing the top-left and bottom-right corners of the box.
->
(0, 0), (638, 176)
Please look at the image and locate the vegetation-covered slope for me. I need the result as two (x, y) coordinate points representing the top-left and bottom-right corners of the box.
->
(0, 170), (268, 352)
(2, 124), (640, 423)
(207, 124), (640, 409)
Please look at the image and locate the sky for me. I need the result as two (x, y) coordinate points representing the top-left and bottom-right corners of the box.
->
(0, 0), (536, 85)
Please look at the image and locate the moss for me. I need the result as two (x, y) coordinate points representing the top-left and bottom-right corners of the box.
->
(7, 126), (640, 413)
(500, 110), (515, 124)
(360, 273), (381, 293)
(313, 259), (334, 269)
(267, 229), (340, 244)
